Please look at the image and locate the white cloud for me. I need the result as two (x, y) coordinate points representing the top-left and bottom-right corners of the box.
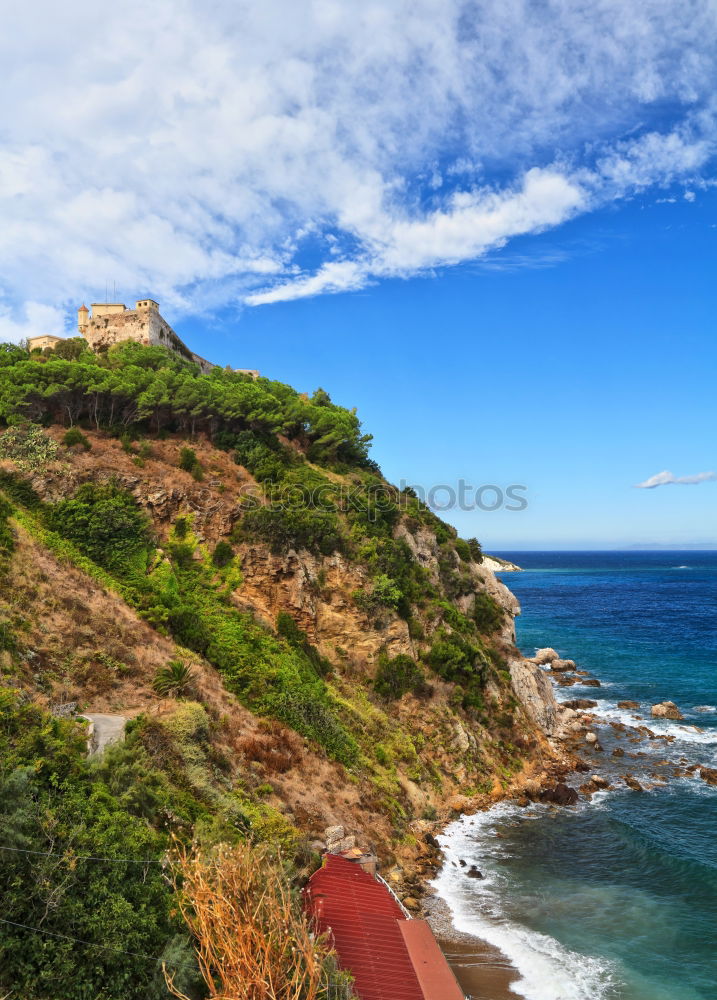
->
(0, 302), (68, 344)
(635, 470), (717, 489)
(0, 0), (716, 323)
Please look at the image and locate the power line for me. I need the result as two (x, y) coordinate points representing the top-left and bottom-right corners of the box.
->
(0, 844), (164, 864)
(0, 917), (163, 964)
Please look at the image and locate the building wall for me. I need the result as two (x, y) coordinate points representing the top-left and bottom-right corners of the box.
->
(91, 303), (127, 317)
(82, 306), (216, 374)
(28, 335), (65, 352)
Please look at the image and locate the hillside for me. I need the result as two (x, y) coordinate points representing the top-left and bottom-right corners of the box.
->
(0, 339), (565, 999)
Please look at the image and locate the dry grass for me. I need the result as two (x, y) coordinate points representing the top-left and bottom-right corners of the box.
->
(238, 721), (303, 774)
(165, 839), (331, 1000)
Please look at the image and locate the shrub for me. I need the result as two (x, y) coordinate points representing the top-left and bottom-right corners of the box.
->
(174, 516), (189, 539)
(424, 630), (489, 713)
(52, 337), (86, 361)
(63, 427), (91, 450)
(0, 470), (41, 509)
(467, 537), (483, 562)
(168, 541), (196, 570)
(153, 660), (196, 698)
(179, 446), (203, 480)
(454, 538), (471, 562)
(276, 611), (332, 677)
(239, 506), (342, 556)
(237, 722), (302, 774)
(472, 591), (504, 634)
(179, 446), (198, 471)
(166, 604), (211, 655)
(353, 573), (401, 615)
(46, 483), (151, 572)
(0, 495), (14, 569)
(167, 841), (334, 1000)
(270, 690), (357, 767)
(374, 653), (427, 700)
(212, 540), (234, 568)
(0, 423), (58, 471)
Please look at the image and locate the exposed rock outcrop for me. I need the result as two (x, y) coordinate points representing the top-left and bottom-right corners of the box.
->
(481, 555), (521, 573)
(509, 657), (558, 735)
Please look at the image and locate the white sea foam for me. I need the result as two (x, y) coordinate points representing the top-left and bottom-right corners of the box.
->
(432, 805), (618, 1000)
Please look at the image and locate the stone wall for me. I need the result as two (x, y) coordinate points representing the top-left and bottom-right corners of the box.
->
(82, 307), (215, 374)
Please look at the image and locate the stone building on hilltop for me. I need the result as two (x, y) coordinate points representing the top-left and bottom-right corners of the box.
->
(27, 298), (258, 377)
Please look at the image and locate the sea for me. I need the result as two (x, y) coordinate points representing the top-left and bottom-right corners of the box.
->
(434, 551), (717, 1000)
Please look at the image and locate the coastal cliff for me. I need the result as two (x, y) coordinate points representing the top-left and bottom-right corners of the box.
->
(0, 340), (568, 997)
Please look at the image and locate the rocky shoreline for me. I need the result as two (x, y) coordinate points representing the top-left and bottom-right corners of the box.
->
(377, 644), (716, 918)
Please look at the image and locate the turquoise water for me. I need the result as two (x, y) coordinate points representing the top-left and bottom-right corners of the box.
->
(435, 552), (717, 1000)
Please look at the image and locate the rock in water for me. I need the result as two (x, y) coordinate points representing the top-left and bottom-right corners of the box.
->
(563, 699), (598, 709)
(582, 678), (602, 688)
(651, 701), (684, 720)
(624, 775), (644, 791)
(550, 658), (576, 672)
(540, 783), (579, 806)
(467, 866), (484, 879)
(532, 647), (559, 665)
(699, 767), (717, 787)
(618, 700), (640, 709)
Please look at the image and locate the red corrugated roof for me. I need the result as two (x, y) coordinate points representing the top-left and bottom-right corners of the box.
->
(304, 854), (463, 1000)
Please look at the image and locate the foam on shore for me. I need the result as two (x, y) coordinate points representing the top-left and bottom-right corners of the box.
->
(432, 804), (618, 1000)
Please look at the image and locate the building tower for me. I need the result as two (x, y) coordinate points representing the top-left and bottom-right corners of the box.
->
(77, 304), (89, 336)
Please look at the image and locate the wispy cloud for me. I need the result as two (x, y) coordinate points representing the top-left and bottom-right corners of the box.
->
(635, 470), (717, 489)
(1, 0), (716, 330)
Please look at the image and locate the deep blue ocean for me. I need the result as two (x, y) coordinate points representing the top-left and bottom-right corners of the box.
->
(435, 552), (717, 1000)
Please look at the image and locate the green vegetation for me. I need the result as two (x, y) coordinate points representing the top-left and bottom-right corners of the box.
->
(424, 629), (490, 712)
(373, 653), (427, 700)
(45, 482), (151, 573)
(0, 689), (203, 1000)
(63, 426), (92, 450)
(276, 612), (332, 677)
(0, 421), (58, 470)
(0, 494), (14, 571)
(353, 573), (402, 615)
(179, 446), (204, 480)
(472, 591), (504, 634)
(153, 659), (196, 697)
(237, 505), (343, 555)
(211, 539), (234, 568)
(0, 341), (372, 466)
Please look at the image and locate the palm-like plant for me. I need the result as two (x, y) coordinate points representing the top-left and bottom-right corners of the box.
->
(153, 660), (195, 698)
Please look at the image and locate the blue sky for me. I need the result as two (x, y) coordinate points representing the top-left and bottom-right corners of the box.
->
(1, 1), (715, 547)
(184, 188), (717, 549)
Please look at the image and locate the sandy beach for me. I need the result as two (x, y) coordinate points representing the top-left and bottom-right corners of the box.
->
(439, 934), (522, 1000)
(426, 893), (522, 1000)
